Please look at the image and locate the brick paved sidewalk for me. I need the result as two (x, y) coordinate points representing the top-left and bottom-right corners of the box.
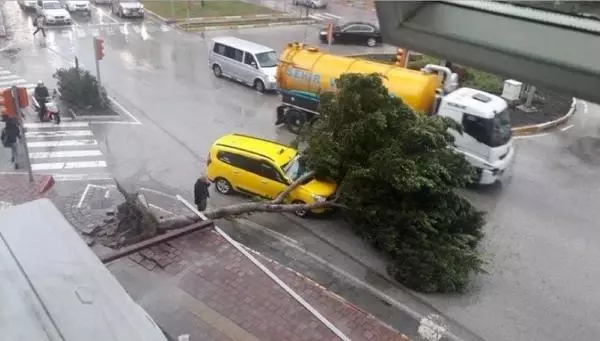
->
(116, 228), (409, 341)
(0, 173), (54, 208)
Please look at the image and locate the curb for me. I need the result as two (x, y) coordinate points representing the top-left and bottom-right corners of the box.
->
(511, 97), (577, 136)
(181, 19), (315, 32)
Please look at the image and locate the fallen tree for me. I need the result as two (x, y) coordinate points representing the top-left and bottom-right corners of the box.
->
(110, 73), (486, 293)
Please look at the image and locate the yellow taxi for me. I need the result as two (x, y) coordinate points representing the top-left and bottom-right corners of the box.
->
(206, 133), (337, 217)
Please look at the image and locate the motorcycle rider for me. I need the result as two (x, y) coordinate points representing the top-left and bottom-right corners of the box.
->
(34, 80), (50, 121)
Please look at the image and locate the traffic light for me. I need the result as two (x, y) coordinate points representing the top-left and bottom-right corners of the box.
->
(395, 48), (406, 67)
(1, 88), (16, 117)
(95, 37), (104, 61)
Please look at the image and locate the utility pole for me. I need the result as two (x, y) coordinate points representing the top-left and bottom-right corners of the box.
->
(524, 85), (537, 108)
(11, 86), (34, 183)
(93, 37), (104, 101)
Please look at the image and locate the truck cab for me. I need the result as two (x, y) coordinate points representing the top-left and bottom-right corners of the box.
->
(437, 88), (515, 184)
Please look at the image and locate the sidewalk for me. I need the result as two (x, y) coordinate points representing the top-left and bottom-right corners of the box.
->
(106, 228), (410, 341)
(0, 173), (54, 208)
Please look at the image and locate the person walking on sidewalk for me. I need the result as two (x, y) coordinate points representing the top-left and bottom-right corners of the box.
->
(33, 14), (46, 38)
(194, 175), (211, 212)
(1, 115), (22, 170)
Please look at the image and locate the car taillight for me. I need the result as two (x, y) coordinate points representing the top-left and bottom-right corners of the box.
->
(206, 153), (211, 166)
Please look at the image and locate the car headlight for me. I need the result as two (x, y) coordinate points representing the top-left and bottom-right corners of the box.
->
(320, 31), (327, 35)
(311, 194), (326, 203)
(268, 75), (276, 82)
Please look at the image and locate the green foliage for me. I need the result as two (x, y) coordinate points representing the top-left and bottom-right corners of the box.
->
(301, 74), (486, 293)
(53, 67), (109, 110)
(461, 69), (503, 95)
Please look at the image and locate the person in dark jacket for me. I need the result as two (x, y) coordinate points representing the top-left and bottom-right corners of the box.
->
(1, 115), (21, 169)
(194, 176), (210, 212)
(34, 80), (50, 121)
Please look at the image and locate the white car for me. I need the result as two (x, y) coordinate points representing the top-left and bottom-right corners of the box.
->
(65, 0), (91, 14)
(36, 0), (72, 24)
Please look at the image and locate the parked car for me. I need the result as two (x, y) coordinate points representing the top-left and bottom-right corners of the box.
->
(206, 133), (337, 217)
(91, 0), (111, 5)
(36, 0), (72, 25)
(64, 0), (91, 15)
(111, 0), (144, 18)
(208, 36), (278, 93)
(319, 21), (382, 47)
(18, 0), (38, 11)
(293, 0), (327, 9)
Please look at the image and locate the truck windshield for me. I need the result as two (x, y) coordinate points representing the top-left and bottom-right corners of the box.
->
(488, 109), (512, 147)
(256, 51), (277, 68)
(282, 155), (308, 181)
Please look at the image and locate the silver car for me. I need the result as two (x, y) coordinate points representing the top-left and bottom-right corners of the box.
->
(208, 36), (278, 93)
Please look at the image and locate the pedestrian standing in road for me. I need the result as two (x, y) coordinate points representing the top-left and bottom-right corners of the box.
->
(32, 14), (46, 38)
(194, 175), (211, 212)
(1, 115), (21, 170)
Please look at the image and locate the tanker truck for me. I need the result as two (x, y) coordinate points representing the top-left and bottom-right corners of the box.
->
(274, 42), (515, 185)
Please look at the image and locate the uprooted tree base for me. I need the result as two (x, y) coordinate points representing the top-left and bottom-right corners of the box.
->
(100, 174), (339, 248)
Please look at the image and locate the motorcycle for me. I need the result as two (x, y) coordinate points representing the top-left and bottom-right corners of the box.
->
(32, 89), (61, 124)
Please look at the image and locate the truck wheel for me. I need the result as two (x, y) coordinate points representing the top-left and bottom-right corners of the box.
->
(213, 64), (222, 77)
(285, 109), (306, 134)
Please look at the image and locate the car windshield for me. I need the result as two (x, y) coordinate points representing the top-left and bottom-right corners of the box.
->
(282, 155), (308, 181)
(487, 109), (512, 147)
(255, 51), (277, 68)
(43, 2), (62, 9)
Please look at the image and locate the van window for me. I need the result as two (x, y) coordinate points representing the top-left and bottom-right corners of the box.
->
(244, 53), (256, 67)
(213, 43), (243, 62)
(217, 151), (262, 175)
(259, 161), (286, 183)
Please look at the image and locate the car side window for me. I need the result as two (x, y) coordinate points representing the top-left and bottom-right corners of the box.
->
(232, 48), (244, 62)
(213, 43), (226, 56)
(358, 25), (375, 32)
(243, 53), (256, 67)
(259, 161), (285, 183)
(217, 151), (262, 174)
(342, 25), (358, 32)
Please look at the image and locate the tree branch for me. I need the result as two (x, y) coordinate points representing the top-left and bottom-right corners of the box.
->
(273, 170), (315, 204)
(203, 199), (342, 220)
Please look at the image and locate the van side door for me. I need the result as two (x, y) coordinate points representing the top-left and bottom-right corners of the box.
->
(242, 52), (259, 85)
(222, 153), (265, 196)
(223, 45), (245, 82)
(257, 160), (288, 200)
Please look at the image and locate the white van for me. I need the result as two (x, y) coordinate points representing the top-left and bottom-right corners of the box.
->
(0, 199), (172, 341)
(208, 36), (278, 93)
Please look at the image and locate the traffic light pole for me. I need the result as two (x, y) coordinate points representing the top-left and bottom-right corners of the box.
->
(93, 38), (102, 99)
(11, 86), (34, 183)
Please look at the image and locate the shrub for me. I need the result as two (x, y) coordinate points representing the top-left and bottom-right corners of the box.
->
(53, 67), (109, 111)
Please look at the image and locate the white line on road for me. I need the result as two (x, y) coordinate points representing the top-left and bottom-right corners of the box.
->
(149, 203), (175, 216)
(560, 124), (574, 132)
(31, 160), (107, 171)
(29, 150), (103, 159)
(53, 173), (113, 182)
(26, 130), (94, 138)
(0, 78), (27, 86)
(108, 96), (142, 125)
(583, 100), (589, 114)
(24, 121), (90, 129)
(27, 139), (98, 148)
(0, 70), (11, 75)
(77, 184), (92, 208)
(513, 132), (551, 140)
(0, 75), (21, 81)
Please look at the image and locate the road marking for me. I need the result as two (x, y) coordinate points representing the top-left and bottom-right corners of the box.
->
(0, 78), (27, 86)
(53, 173), (113, 182)
(513, 132), (550, 140)
(24, 121), (90, 128)
(108, 96), (142, 125)
(418, 314), (448, 341)
(24, 122), (90, 129)
(25, 130), (94, 138)
(149, 203), (175, 216)
(309, 12), (342, 20)
(29, 150), (103, 159)
(77, 183), (92, 208)
(560, 124), (574, 132)
(31, 160), (107, 171)
(28, 139), (98, 148)
(0, 74), (21, 81)
(583, 100), (589, 114)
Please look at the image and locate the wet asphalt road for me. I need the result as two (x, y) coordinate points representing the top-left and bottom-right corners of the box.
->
(2, 1), (600, 340)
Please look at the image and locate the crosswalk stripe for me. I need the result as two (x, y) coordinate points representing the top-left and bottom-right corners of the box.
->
(26, 130), (94, 138)
(0, 71), (11, 75)
(52, 173), (113, 181)
(28, 139), (98, 148)
(29, 150), (103, 159)
(0, 75), (20, 81)
(0, 79), (27, 86)
(31, 160), (107, 171)
(310, 12), (343, 20)
(25, 122), (89, 128)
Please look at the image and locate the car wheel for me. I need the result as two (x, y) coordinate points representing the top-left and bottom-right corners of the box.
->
(213, 64), (222, 77)
(285, 108), (306, 134)
(292, 200), (309, 218)
(366, 37), (377, 47)
(215, 177), (233, 194)
(253, 79), (265, 93)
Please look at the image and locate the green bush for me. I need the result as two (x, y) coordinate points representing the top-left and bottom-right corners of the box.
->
(461, 69), (504, 95)
(53, 67), (109, 111)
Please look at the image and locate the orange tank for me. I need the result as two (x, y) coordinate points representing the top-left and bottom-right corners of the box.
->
(277, 43), (441, 114)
